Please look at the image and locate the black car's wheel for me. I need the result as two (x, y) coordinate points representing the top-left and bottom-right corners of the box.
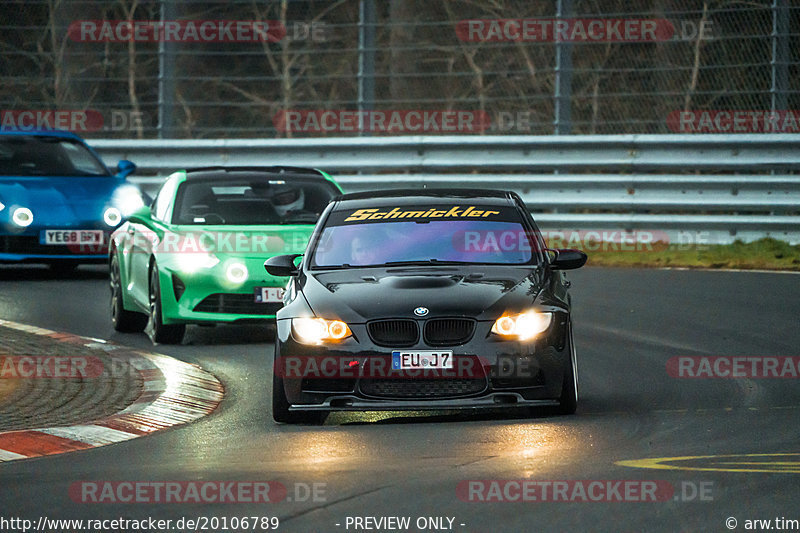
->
(110, 252), (147, 332)
(146, 264), (185, 344)
(556, 320), (578, 415)
(272, 363), (326, 425)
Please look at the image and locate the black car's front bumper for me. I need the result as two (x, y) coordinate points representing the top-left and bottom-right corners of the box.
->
(274, 314), (571, 412)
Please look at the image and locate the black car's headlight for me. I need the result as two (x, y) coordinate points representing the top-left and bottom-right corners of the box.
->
(291, 317), (352, 344)
(491, 311), (553, 341)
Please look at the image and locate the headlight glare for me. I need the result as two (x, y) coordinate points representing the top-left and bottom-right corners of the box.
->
(492, 311), (552, 340)
(292, 317), (352, 344)
(112, 185), (146, 217)
(12, 207), (33, 227)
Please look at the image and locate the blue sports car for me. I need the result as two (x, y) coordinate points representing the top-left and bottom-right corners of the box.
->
(0, 130), (145, 270)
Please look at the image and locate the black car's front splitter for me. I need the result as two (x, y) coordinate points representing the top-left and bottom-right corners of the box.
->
(289, 393), (560, 411)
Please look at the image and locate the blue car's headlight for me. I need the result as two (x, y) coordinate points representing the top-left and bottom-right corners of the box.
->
(103, 207), (122, 226)
(12, 207), (33, 227)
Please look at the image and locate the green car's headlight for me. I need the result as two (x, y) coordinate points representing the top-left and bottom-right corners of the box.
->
(491, 311), (552, 341)
(225, 262), (248, 284)
(175, 252), (220, 272)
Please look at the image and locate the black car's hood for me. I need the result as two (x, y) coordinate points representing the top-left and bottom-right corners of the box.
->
(300, 266), (551, 323)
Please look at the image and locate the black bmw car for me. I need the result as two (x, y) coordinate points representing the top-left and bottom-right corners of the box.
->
(264, 190), (587, 423)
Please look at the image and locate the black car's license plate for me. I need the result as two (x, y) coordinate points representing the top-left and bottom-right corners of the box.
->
(392, 351), (453, 370)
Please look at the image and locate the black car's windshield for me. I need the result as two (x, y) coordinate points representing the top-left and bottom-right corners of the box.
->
(0, 136), (109, 177)
(311, 203), (541, 267)
(171, 175), (338, 225)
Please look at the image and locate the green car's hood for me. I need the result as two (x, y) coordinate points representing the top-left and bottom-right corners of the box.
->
(166, 224), (315, 258)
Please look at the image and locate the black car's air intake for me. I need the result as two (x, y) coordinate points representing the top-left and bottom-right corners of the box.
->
(367, 320), (418, 347)
(423, 318), (476, 346)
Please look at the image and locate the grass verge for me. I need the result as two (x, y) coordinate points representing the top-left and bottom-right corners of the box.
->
(584, 238), (800, 271)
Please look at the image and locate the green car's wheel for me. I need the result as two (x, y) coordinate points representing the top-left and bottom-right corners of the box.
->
(110, 252), (147, 332)
(556, 320), (578, 415)
(147, 263), (185, 345)
(272, 362), (326, 425)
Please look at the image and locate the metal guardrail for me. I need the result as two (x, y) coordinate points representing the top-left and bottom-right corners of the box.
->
(93, 135), (800, 245)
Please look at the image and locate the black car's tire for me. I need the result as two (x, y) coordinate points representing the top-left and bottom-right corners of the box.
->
(556, 320), (578, 415)
(146, 264), (185, 344)
(272, 366), (326, 425)
(110, 253), (147, 333)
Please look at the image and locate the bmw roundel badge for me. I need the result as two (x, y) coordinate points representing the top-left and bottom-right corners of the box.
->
(414, 307), (429, 317)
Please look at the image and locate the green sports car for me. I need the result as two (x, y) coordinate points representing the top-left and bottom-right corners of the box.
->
(109, 166), (342, 344)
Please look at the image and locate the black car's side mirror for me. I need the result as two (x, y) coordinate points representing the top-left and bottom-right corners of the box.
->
(548, 249), (587, 270)
(265, 254), (302, 277)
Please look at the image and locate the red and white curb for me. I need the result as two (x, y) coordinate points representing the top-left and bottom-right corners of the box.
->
(0, 319), (224, 463)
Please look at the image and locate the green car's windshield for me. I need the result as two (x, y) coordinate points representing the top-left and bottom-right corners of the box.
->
(171, 176), (337, 225)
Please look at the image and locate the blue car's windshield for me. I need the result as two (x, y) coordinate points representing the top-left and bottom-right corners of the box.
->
(0, 136), (109, 177)
(311, 204), (542, 268)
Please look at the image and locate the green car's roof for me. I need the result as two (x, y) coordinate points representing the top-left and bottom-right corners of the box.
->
(171, 166), (341, 191)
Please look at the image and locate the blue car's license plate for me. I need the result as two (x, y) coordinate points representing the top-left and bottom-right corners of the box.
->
(41, 230), (104, 245)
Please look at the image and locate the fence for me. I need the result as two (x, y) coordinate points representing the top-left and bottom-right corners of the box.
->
(92, 134), (800, 245)
(2, 0), (799, 138)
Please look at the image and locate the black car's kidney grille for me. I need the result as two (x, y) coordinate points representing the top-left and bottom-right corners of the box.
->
(193, 294), (282, 315)
(424, 318), (476, 346)
(367, 320), (418, 347)
(359, 377), (487, 399)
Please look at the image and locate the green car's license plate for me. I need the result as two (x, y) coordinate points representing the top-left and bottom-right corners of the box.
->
(254, 287), (284, 303)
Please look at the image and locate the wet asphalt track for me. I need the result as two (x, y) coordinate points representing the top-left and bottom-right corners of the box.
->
(0, 264), (799, 532)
